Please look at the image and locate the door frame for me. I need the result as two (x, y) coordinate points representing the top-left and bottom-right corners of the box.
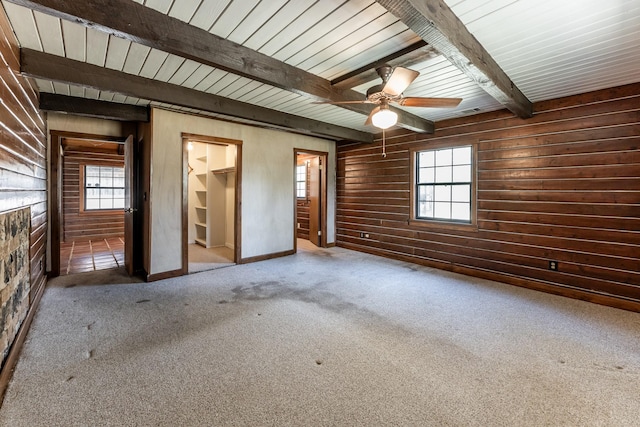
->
(293, 149), (328, 251)
(49, 130), (132, 277)
(181, 133), (243, 274)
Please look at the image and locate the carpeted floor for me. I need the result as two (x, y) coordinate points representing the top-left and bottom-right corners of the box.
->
(1, 244), (639, 426)
(188, 243), (235, 273)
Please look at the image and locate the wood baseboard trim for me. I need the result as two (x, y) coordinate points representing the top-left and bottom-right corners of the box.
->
(338, 243), (640, 313)
(239, 249), (295, 264)
(0, 276), (47, 405)
(146, 268), (183, 282)
(326, 242), (336, 248)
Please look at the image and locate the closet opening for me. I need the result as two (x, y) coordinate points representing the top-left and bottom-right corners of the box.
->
(182, 134), (242, 273)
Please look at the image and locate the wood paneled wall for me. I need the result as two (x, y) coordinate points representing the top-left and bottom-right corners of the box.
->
(62, 149), (124, 241)
(0, 7), (46, 364)
(337, 83), (640, 311)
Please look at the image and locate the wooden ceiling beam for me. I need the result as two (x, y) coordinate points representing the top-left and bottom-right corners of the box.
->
(331, 41), (438, 90)
(21, 49), (374, 143)
(40, 93), (149, 122)
(376, 0), (533, 119)
(6, 0), (434, 133)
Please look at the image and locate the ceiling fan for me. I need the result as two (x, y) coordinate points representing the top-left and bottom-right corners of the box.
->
(316, 65), (462, 129)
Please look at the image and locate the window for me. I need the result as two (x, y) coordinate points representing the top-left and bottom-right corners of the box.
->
(84, 165), (125, 210)
(296, 164), (306, 198)
(414, 145), (473, 224)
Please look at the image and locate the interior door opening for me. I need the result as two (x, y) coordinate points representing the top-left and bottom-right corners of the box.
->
(51, 132), (136, 277)
(183, 135), (241, 274)
(294, 150), (328, 251)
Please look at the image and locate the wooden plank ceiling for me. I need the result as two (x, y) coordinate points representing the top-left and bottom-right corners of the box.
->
(2, 0), (640, 140)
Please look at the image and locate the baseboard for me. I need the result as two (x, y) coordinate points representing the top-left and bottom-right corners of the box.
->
(0, 275), (47, 405)
(239, 249), (295, 264)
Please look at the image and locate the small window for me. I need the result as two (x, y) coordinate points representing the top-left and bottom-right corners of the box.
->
(84, 165), (125, 210)
(414, 145), (473, 223)
(296, 164), (306, 198)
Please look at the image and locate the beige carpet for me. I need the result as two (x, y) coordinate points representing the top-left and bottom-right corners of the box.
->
(1, 243), (639, 426)
(188, 243), (234, 273)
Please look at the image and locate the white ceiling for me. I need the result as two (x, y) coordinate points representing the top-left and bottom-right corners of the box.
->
(3, 0), (640, 134)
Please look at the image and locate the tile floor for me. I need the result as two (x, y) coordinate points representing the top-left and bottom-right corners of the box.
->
(60, 237), (124, 275)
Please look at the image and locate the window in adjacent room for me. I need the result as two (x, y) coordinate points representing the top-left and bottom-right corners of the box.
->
(296, 163), (307, 198)
(83, 165), (125, 210)
(412, 145), (474, 225)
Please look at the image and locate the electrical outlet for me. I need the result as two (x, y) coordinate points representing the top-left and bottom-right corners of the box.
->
(297, 222), (300, 229)
(360, 232), (364, 238)
(549, 261), (558, 271)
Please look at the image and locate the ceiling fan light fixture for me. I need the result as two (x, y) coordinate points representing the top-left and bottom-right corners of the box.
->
(371, 106), (397, 129)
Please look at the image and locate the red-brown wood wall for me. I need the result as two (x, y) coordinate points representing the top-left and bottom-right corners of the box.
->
(62, 149), (124, 241)
(0, 7), (47, 363)
(337, 83), (640, 311)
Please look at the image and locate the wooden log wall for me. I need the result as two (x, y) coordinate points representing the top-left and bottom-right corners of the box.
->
(0, 6), (47, 365)
(337, 83), (640, 311)
(62, 149), (124, 241)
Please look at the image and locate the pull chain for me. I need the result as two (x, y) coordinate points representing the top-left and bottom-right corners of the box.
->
(382, 128), (387, 158)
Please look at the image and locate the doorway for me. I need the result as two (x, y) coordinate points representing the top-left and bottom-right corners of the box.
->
(182, 133), (242, 274)
(294, 149), (328, 250)
(50, 131), (138, 278)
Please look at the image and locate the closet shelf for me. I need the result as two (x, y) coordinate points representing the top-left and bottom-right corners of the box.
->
(195, 222), (206, 228)
(194, 206), (207, 211)
(211, 167), (235, 174)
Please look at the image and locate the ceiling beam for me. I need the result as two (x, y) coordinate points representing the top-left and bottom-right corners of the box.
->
(40, 93), (149, 121)
(21, 49), (373, 143)
(376, 0), (533, 119)
(331, 41), (438, 90)
(6, 0), (434, 133)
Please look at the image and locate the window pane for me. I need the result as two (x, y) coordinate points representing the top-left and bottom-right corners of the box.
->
(418, 185), (434, 203)
(414, 147), (473, 224)
(84, 165), (125, 210)
(434, 202), (450, 219)
(434, 185), (451, 202)
(435, 166), (452, 183)
(419, 151), (435, 167)
(435, 148), (452, 166)
(86, 199), (100, 209)
(418, 201), (433, 218)
(452, 146), (471, 165)
(452, 184), (470, 202)
(452, 165), (471, 182)
(451, 203), (471, 221)
(418, 167), (434, 184)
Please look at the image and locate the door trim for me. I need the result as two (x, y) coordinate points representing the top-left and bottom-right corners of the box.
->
(293, 149), (328, 252)
(181, 133), (243, 274)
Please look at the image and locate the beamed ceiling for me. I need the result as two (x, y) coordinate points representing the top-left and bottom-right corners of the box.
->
(3, 0), (640, 142)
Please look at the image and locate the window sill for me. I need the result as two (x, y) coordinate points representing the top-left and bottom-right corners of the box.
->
(408, 218), (478, 232)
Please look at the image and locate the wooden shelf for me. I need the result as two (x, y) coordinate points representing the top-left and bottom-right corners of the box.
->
(195, 222), (206, 228)
(211, 167), (235, 174)
(197, 155), (207, 161)
(195, 206), (207, 211)
(194, 238), (206, 247)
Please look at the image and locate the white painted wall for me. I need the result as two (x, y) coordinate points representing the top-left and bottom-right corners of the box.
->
(149, 108), (336, 275)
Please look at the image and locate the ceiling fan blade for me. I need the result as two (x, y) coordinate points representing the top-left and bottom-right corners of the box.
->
(311, 100), (368, 105)
(397, 97), (462, 108)
(364, 106), (381, 126)
(382, 67), (419, 96)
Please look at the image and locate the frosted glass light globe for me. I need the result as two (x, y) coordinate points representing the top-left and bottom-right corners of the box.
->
(371, 109), (398, 129)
